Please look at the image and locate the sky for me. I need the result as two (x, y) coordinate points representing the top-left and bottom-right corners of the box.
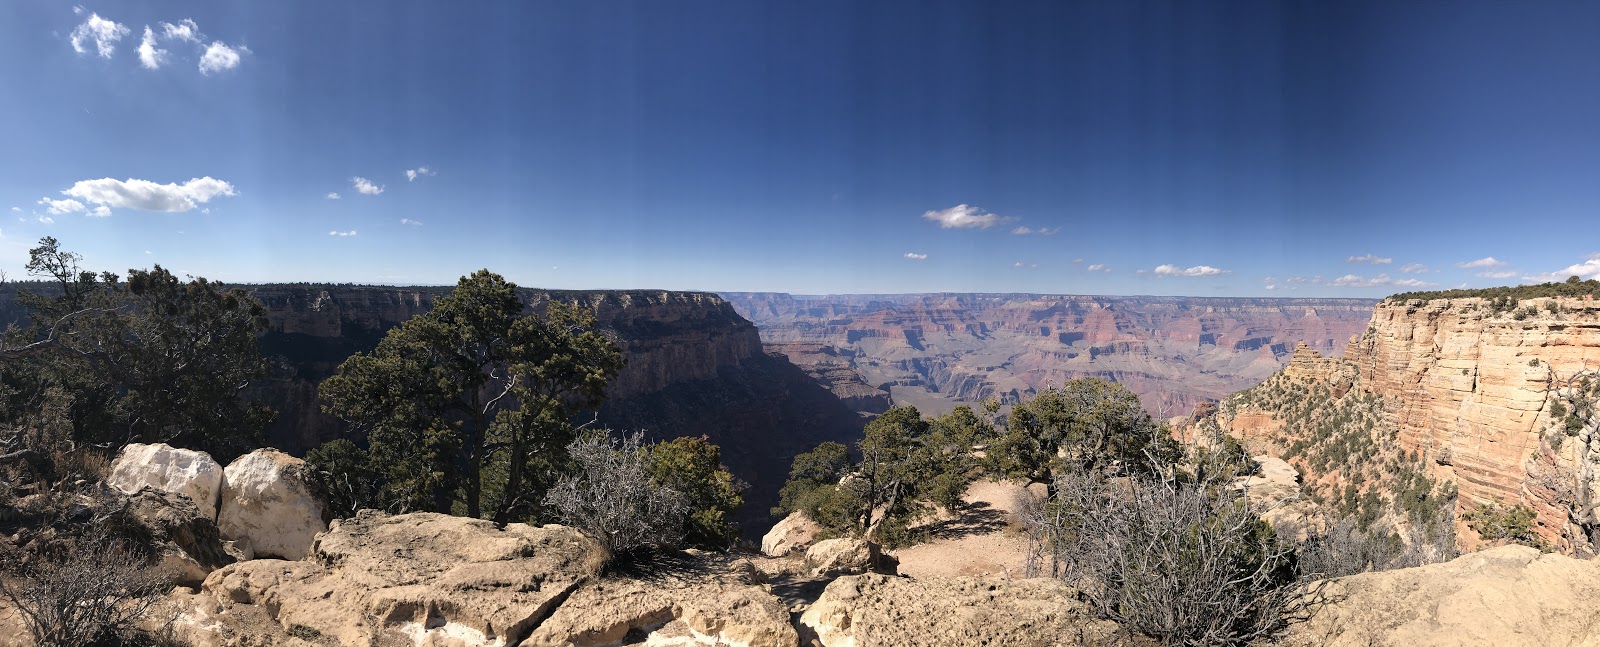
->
(3, 1), (1600, 297)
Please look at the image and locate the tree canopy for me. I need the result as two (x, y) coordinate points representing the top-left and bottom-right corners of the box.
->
(984, 378), (1170, 491)
(1, 237), (271, 463)
(317, 269), (625, 523)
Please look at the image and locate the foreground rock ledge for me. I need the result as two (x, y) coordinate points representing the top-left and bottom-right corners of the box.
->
(799, 574), (1127, 646)
(1287, 545), (1600, 647)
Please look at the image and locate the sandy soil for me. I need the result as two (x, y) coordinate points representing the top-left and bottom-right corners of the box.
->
(890, 479), (1038, 579)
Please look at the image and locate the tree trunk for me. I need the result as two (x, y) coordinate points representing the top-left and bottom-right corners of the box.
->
(466, 395), (484, 519)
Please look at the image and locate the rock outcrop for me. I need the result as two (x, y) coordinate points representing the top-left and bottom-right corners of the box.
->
(1196, 296), (1600, 552)
(108, 443), (225, 520)
(1287, 545), (1600, 647)
(799, 574), (1126, 646)
(721, 292), (1375, 417)
(125, 488), (235, 586)
(804, 538), (884, 577)
(217, 449), (326, 560)
(762, 511), (820, 557)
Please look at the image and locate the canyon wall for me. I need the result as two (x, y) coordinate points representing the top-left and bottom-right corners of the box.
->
(719, 292), (1376, 418)
(1199, 296), (1600, 553)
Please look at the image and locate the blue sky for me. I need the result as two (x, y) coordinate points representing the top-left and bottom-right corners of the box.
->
(3, 1), (1599, 296)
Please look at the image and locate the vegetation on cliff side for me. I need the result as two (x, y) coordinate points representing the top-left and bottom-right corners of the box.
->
(1384, 275), (1600, 304)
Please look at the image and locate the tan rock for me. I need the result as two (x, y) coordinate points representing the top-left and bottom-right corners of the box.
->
(160, 512), (607, 647)
(799, 574), (1126, 646)
(1287, 545), (1600, 647)
(804, 538), (881, 577)
(762, 511), (821, 557)
(107, 442), (224, 520)
(217, 449), (326, 560)
(521, 577), (796, 647)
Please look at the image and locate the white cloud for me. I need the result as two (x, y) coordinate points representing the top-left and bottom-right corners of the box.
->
(405, 167), (436, 182)
(160, 19), (201, 43)
(36, 215), (55, 224)
(137, 27), (166, 69)
(1086, 264), (1109, 272)
(37, 197), (86, 214)
(1522, 255), (1600, 283)
(70, 12), (129, 59)
(1399, 263), (1428, 274)
(1476, 270), (1518, 279)
(326, 192), (341, 200)
(351, 177), (384, 195)
(88, 205), (111, 218)
(1346, 254), (1392, 264)
(1458, 257), (1506, 269)
(1010, 225), (1059, 236)
(922, 204), (1015, 229)
(400, 218), (423, 226)
(1329, 273), (1438, 288)
(8, 207), (18, 213)
(1264, 284), (1277, 290)
(198, 42), (245, 75)
(60, 177), (236, 213)
(329, 230), (357, 237)
(1012, 261), (1037, 269)
(1072, 258), (1084, 264)
(1153, 264), (1227, 277)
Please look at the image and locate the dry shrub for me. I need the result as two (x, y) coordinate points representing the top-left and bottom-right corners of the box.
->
(0, 535), (170, 647)
(543, 432), (688, 561)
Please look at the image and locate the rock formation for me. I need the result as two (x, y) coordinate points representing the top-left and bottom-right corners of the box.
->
(1193, 296), (1600, 553)
(762, 511), (820, 557)
(217, 449), (327, 560)
(1286, 545), (1600, 647)
(799, 574), (1127, 646)
(108, 443), (225, 520)
(803, 538), (885, 577)
(720, 292), (1375, 418)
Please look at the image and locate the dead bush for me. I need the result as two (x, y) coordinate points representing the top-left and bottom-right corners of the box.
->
(543, 431), (688, 560)
(0, 535), (170, 647)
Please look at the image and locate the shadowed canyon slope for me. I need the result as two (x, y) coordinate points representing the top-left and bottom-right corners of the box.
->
(719, 293), (1377, 417)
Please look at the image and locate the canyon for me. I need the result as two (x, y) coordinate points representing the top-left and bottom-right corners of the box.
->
(1195, 295), (1600, 553)
(720, 293), (1377, 418)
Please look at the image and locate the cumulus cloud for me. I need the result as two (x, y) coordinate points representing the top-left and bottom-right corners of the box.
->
(1153, 264), (1227, 277)
(1330, 273), (1438, 288)
(37, 197), (86, 215)
(903, 252), (927, 260)
(1012, 261), (1038, 269)
(1010, 225), (1059, 236)
(400, 218), (423, 226)
(1522, 255), (1600, 283)
(1265, 284), (1277, 290)
(1072, 258), (1084, 264)
(137, 27), (166, 69)
(1476, 270), (1518, 279)
(36, 215), (55, 224)
(198, 41), (246, 74)
(1086, 264), (1109, 272)
(59, 177), (235, 213)
(1399, 263), (1428, 274)
(70, 12), (129, 59)
(161, 19), (201, 43)
(350, 177), (384, 195)
(1346, 254), (1392, 264)
(1458, 257), (1506, 269)
(405, 167), (436, 182)
(326, 192), (340, 200)
(329, 230), (357, 237)
(922, 204), (1015, 229)
(88, 205), (111, 218)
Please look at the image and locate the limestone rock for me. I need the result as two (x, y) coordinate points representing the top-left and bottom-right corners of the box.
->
(1287, 545), (1600, 647)
(799, 574), (1125, 646)
(762, 511), (820, 556)
(804, 538), (882, 577)
(159, 512), (607, 647)
(126, 488), (234, 586)
(107, 443), (224, 520)
(218, 449), (327, 560)
(522, 577), (796, 647)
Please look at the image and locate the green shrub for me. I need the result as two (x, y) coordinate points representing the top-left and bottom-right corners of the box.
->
(1464, 503), (1540, 547)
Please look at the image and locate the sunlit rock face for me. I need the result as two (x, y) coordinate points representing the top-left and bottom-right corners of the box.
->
(719, 292), (1376, 418)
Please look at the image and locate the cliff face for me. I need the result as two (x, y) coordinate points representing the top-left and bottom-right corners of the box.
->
(720, 292), (1376, 418)
(1345, 297), (1600, 550)
(1199, 296), (1600, 553)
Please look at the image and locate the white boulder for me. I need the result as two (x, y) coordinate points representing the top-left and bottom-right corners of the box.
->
(217, 449), (327, 560)
(107, 443), (224, 520)
(761, 511), (820, 557)
(805, 538), (882, 577)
